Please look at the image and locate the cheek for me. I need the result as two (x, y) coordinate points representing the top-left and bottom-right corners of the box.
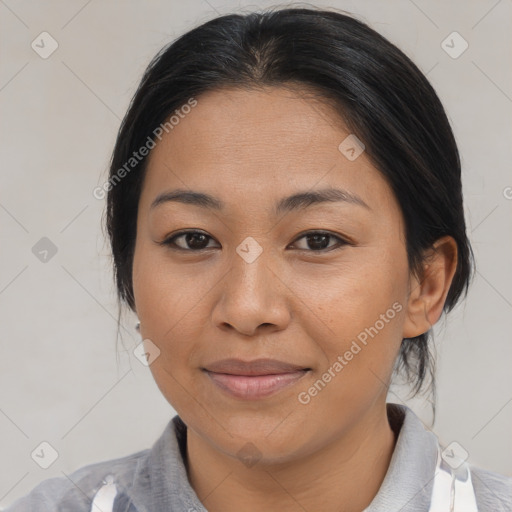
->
(132, 240), (213, 405)
(297, 248), (408, 400)
(133, 239), (208, 329)
(297, 252), (408, 344)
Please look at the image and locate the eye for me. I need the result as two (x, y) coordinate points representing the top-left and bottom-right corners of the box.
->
(160, 230), (349, 253)
(289, 231), (349, 252)
(160, 230), (219, 251)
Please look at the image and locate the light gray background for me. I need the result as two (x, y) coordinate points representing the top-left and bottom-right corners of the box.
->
(1, 0), (511, 507)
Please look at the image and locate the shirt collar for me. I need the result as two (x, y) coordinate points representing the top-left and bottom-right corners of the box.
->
(364, 402), (439, 511)
(128, 402), (439, 511)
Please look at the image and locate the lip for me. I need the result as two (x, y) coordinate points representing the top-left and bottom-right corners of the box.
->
(202, 358), (311, 400)
(203, 358), (309, 375)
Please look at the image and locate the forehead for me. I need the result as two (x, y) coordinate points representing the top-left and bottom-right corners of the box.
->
(140, 86), (397, 217)
(152, 86), (348, 166)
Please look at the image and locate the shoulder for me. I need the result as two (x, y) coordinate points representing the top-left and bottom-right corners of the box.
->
(470, 464), (512, 512)
(3, 449), (149, 512)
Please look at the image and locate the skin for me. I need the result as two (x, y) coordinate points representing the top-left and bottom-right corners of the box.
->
(132, 85), (458, 512)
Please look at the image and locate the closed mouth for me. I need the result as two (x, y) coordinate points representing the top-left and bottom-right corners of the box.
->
(202, 359), (311, 400)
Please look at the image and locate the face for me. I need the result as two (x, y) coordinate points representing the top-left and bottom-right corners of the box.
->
(132, 85), (413, 464)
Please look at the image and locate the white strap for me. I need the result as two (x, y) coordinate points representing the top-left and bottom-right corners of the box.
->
(90, 474), (118, 512)
(428, 444), (478, 512)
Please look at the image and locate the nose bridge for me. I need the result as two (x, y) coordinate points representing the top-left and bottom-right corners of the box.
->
(229, 240), (277, 306)
(234, 245), (271, 293)
(213, 239), (290, 334)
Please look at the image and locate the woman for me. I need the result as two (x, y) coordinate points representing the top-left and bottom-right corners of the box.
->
(6, 6), (511, 512)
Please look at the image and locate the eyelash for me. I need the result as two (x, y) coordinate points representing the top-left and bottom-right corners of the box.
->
(159, 230), (350, 253)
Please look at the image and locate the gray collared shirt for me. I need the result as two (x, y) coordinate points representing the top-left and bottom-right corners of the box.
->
(4, 403), (512, 511)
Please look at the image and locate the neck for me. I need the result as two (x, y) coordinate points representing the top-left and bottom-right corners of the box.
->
(186, 402), (398, 512)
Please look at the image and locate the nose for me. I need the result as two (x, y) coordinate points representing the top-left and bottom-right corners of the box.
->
(211, 247), (292, 337)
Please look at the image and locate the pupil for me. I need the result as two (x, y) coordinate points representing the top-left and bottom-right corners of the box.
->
(187, 233), (207, 249)
(308, 234), (329, 250)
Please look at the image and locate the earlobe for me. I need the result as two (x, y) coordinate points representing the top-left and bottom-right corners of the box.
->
(402, 236), (458, 339)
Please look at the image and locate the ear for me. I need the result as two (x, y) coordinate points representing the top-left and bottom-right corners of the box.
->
(402, 236), (458, 339)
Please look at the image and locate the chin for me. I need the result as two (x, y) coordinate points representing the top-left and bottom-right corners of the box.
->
(210, 416), (313, 463)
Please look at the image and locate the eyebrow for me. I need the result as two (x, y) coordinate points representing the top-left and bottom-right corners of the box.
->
(150, 187), (370, 215)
